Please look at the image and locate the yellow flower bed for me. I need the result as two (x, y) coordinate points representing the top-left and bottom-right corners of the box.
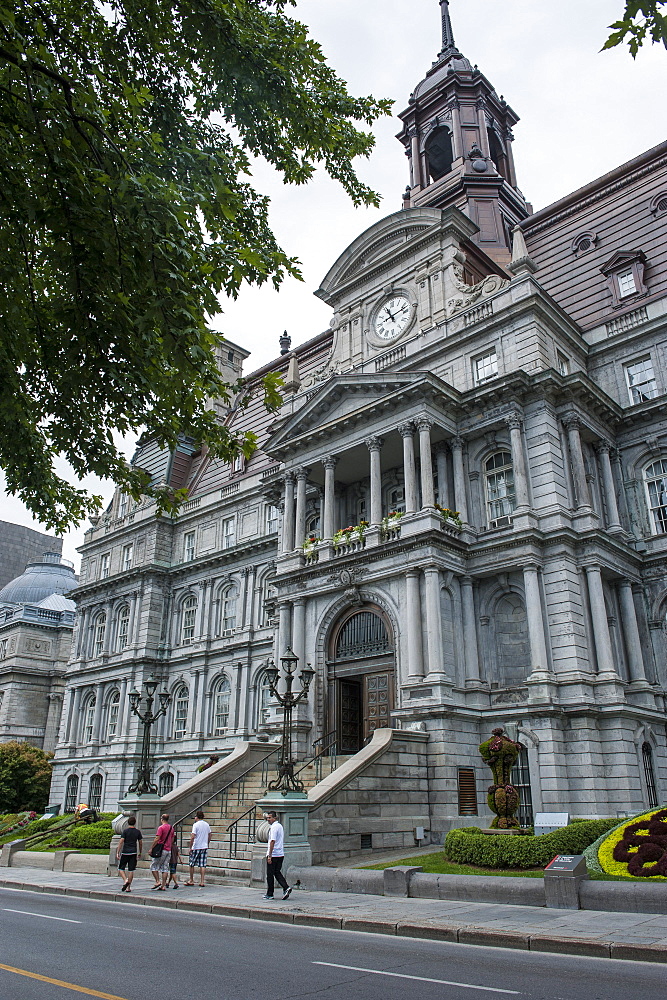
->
(597, 807), (667, 878)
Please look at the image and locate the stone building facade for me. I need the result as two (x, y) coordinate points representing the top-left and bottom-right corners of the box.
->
(0, 520), (63, 591)
(51, 3), (666, 833)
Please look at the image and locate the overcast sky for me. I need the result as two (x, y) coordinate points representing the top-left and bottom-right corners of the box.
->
(2, 0), (666, 569)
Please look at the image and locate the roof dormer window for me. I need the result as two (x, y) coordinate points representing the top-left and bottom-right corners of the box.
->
(600, 249), (647, 308)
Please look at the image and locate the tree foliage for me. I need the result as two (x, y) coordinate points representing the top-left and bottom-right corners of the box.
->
(0, 741), (53, 813)
(604, 2), (667, 56)
(0, 1), (391, 531)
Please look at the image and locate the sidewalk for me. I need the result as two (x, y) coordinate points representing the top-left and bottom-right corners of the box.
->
(1, 866), (666, 964)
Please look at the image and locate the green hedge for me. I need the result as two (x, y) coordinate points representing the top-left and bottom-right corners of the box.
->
(444, 819), (618, 869)
(67, 821), (113, 850)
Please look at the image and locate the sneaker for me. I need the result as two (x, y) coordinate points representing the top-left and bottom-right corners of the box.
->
(262, 894), (274, 900)
(172, 885), (180, 889)
(282, 887), (293, 900)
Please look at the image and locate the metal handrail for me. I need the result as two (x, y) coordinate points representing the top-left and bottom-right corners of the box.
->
(173, 747), (279, 850)
(293, 729), (338, 783)
(226, 802), (262, 859)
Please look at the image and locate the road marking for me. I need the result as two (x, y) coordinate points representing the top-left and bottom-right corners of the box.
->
(0, 963), (129, 999)
(313, 962), (522, 995)
(3, 907), (81, 924)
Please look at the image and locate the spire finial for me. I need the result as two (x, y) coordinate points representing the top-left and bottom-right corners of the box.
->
(439, 0), (457, 57)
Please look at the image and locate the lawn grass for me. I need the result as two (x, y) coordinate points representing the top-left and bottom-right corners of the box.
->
(361, 850), (665, 882)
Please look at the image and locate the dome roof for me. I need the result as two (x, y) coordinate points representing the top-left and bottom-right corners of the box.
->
(0, 552), (78, 606)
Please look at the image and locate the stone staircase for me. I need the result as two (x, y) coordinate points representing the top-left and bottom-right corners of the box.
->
(175, 755), (348, 884)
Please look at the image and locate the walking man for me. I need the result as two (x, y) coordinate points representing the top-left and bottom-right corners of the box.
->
(116, 816), (142, 892)
(149, 813), (175, 890)
(185, 810), (211, 887)
(263, 810), (292, 901)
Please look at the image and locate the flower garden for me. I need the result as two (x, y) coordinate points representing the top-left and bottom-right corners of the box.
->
(584, 806), (667, 878)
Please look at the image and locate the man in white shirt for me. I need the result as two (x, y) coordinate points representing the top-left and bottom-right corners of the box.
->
(263, 810), (292, 900)
(185, 809), (212, 887)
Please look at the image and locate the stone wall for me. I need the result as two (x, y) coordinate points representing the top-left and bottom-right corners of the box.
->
(0, 521), (62, 590)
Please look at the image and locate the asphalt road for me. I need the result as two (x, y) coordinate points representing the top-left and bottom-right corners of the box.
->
(0, 886), (664, 1000)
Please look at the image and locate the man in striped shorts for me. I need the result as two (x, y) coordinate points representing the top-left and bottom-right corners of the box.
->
(185, 809), (212, 887)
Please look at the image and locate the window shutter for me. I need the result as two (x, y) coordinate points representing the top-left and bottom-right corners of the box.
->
(457, 768), (478, 816)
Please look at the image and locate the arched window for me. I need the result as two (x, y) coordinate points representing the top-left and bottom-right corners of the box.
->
(64, 774), (79, 813)
(642, 742), (658, 808)
(257, 671), (273, 727)
(83, 695), (96, 743)
(89, 774), (103, 811)
(425, 126), (453, 182)
(106, 690), (120, 740)
(487, 127), (508, 181)
(494, 594), (530, 687)
(510, 746), (534, 827)
(214, 675), (231, 734)
(181, 596), (197, 644)
(335, 611), (390, 660)
(221, 587), (238, 633)
(644, 460), (667, 534)
(94, 613), (106, 656)
(159, 772), (174, 796)
(117, 604), (130, 650)
(173, 685), (189, 738)
(485, 451), (515, 526)
(305, 513), (320, 538)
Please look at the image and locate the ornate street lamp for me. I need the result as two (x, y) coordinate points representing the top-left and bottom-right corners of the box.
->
(267, 648), (315, 794)
(127, 674), (171, 795)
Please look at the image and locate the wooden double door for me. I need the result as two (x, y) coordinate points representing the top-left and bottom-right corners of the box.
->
(337, 671), (393, 754)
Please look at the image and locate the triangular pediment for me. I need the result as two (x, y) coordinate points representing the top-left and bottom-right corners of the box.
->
(265, 372), (458, 457)
(600, 248), (646, 274)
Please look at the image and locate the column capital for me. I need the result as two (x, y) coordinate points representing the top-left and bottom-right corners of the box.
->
(398, 421), (415, 438)
(365, 436), (384, 452)
(322, 455), (338, 470)
(450, 435), (465, 450)
(282, 470), (295, 485)
(504, 411), (523, 431)
(562, 412), (581, 431)
(405, 567), (420, 579)
(460, 574), (474, 586)
(434, 440), (449, 456)
(416, 416), (433, 432)
(294, 467), (309, 481)
(595, 438), (612, 455)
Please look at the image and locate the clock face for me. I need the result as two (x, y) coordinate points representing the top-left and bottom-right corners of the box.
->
(374, 295), (411, 341)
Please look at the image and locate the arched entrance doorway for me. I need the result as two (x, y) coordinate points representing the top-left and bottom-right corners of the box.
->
(328, 606), (395, 753)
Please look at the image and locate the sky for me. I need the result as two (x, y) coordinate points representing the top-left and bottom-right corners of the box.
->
(2, 0), (667, 570)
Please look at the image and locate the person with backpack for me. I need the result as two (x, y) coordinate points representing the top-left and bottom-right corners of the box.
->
(149, 813), (175, 890)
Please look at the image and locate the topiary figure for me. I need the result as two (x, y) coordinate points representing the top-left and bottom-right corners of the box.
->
(478, 727), (523, 828)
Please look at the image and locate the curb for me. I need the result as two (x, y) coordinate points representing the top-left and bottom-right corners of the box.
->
(1, 879), (666, 965)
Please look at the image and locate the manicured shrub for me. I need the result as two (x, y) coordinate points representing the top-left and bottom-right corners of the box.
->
(67, 821), (113, 849)
(444, 818), (618, 869)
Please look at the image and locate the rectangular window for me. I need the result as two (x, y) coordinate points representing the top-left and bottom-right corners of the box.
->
(625, 356), (658, 405)
(118, 493), (128, 518)
(107, 699), (119, 740)
(618, 269), (637, 298)
(222, 517), (236, 549)
(557, 352), (570, 376)
(121, 544), (133, 572)
(473, 349), (498, 385)
(100, 554), (110, 579)
(184, 531), (196, 561)
(265, 506), (279, 535)
(457, 768), (478, 816)
(510, 747), (534, 827)
(0, 639), (6, 659)
(645, 459), (667, 534)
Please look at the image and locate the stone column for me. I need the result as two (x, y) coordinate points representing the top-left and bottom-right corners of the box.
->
(102, 600), (112, 654)
(435, 443), (449, 509)
(460, 576), (481, 683)
(198, 670), (210, 735)
(451, 436), (469, 523)
(75, 608), (87, 658)
(196, 580), (208, 638)
(322, 456), (338, 539)
(476, 98), (491, 157)
(399, 422), (418, 513)
(128, 592), (139, 647)
(366, 436), (384, 525)
(43, 693), (64, 753)
(66, 686), (82, 743)
(617, 580), (647, 682)
(423, 566), (444, 677)
(58, 688), (74, 744)
(585, 565), (617, 676)
(405, 569), (424, 679)
(243, 565), (256, 627)
(417, 418), (435, 508)
(292, 598), (306, 669)
(450, 100), (462, 159)
(186, 670), (200, 736)
(563, 414), (591, 509)
(278, 602), (292, 658)
(505, 412), (530, 509)
(410, 129), (421, 188)
(118, 677), (128, 738)
(596, 440), (622, 531)
(522, 564), (550, 676)
(294, 468), (308, 547)
(281, 472), (295, 552)
(92, 682), (104, 743)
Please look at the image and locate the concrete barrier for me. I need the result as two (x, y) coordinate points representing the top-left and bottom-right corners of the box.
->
(410, 873), (547, 906)
(580, 880), (667, 915)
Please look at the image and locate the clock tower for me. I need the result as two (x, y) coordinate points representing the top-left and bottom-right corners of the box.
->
(397, 1), (529, 265)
